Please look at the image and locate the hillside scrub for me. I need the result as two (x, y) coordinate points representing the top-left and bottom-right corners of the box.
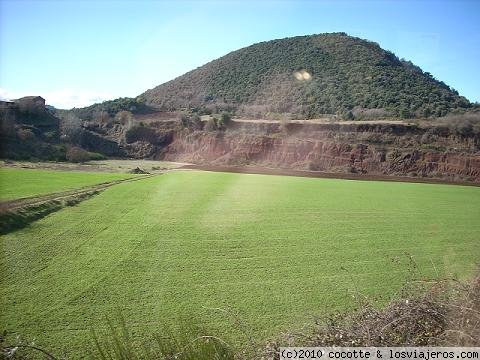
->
(256, 274), (480, 359)
(141, 33), (471, 118)
(70, 97), (153, 121)
(415, 112), (480, 136)
(66, 146), (106, 163)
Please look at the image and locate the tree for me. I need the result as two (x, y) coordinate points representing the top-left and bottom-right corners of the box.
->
(399, 107), (411, 119)
(344, 111), (354, 120)
(179, 113), (203, 130)
(220, 112), (231, 125)
(179, 113), (190, 128)
(0, 107), (16, 137)
(94, 110), (110, 124)
(60, 112), (82, 143)
(216, 112), (232, 129)
(115, 110), (133, 127)
(422, 108), (432, 118)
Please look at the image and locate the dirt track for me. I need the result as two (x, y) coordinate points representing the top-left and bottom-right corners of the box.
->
(230, 118), (411, 125)
(181, 164), (480, 187)
(0, 174), (155, 212)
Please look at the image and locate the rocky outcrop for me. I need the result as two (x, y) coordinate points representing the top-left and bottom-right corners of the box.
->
(14, 96), (46, 115)
(156, 122), (480, 181)
(78, 130), (124, 157)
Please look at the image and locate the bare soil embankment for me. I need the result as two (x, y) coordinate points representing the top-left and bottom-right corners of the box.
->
(158, 120), (480, 182)
(75, 115), (480, 183)
(181, 164), (480, 187)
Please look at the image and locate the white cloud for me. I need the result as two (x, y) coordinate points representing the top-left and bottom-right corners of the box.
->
(0, 88), (117, 109)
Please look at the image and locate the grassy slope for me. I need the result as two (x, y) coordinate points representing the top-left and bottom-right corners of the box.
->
(0, 168), (137, 200)
(1, 171), (479, 357)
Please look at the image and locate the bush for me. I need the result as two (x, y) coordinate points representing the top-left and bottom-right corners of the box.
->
(66, 146), (105, 163)
(343, 111), (354, 120)
(94, 110), (111, 124)
(60, 112), (83, 142)
(115, 110), (133, 126)
(279, 118), (290, 134)
(88, 152), (107, 161)
(179, 113), (203, 130)
(211, 112), (232, 130)
(16, 128), (36, 141)
(204, 118), (218, 131)
(219, 112), (232, 127)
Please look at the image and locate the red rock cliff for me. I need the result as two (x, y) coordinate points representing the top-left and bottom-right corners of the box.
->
(155, 122), (480, 181)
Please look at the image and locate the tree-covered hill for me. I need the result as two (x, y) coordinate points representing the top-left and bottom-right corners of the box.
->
(140, 32), (472, 119)
(70, 97), (153, 121)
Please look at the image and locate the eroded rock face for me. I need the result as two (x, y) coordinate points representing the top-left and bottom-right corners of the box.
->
(158, 123), (480, 181)
(124, 141), (156, 158)
(79, 118), (480, 181)
(78, 130), (124, 157)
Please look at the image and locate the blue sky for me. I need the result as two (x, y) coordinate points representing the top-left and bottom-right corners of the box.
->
(0, 0), (479, 109)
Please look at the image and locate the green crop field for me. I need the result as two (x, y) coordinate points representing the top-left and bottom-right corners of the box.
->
(1, 170), (479, 357)
(0, 167), (138, 200)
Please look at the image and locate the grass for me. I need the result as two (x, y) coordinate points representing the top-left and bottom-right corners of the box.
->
(0, 167), (138, 200)
(1, 171), (479, 358)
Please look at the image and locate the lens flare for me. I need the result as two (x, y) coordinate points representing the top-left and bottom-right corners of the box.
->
(294, 71), (303, 80)
(293, 70), (311, 81)
(301, 70), (311, 80)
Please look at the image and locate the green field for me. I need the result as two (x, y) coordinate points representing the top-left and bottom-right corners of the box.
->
(1, 170), (479, 356)
(0, 167), (138, 200)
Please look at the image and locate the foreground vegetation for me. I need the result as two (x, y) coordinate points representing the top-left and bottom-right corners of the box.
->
(1, 171), (479, 358)
(3, 274), (479, 358)
(0, 168), (137, 200)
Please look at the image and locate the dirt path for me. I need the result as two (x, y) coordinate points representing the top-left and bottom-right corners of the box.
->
(230, 118), (411, 125)
(0, 176), (158, 234)
(134, 111), (411, 126)
(0, 174), (155, 212)
(1, 159), (187, 173)
(181, 164), (480, 187)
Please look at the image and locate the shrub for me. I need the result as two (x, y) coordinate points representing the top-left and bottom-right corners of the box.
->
(279, 118), (290, 134)
(179, 113), (203, 130)
(94, 110), (111, 124)
(204, 118), (218, 131)
(214, 113), (232, 130)
(59, 112), (83, 143)
(343, 110), (354, 120)
(66, 146), (105, 163)
(220, 112), (232, 125)
(115, 110), (133, 126)
(16, 128), (36, 141)
(190, 114), (203, 130)
(88, 152), (107, 161)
